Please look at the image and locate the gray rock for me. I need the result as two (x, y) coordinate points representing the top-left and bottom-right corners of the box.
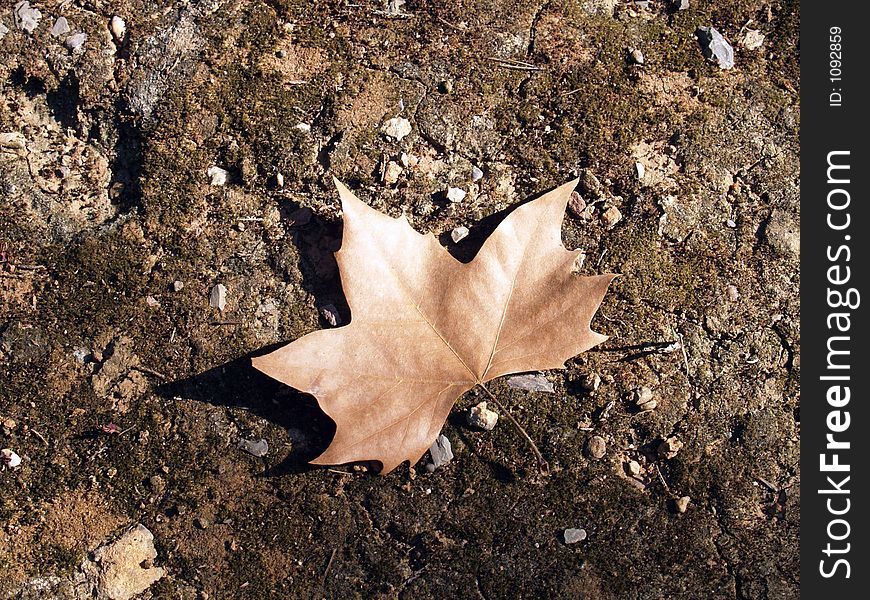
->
(13, 1), (41, 34)
(0, 23), (9, 40)
(171, 280), (184, 292)
(238, 438), (269, 457)
(64, 33), (87, 51)
(451, 226), (469, 243)
(320, 304), (341, 327)
(585, 435), (607, 459)
(82, 524), (165, 600)
(471, 166), (484, 182)
(51, 16), (70, 37)
(697, 27), (734, 69)
(209, 284), (227, 311)
(427, 434), (453, 470)
(563, 527), (587, 544)
(507, 373), (555, 393)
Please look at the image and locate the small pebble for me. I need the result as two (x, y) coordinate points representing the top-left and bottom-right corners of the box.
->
(51, 16), (70, 37)
(295, 123), (311, 133)
(726, 284), (740, 301)
(399, 152), (418, 168)
(585, 435), (607, 459)
(64, 32), (87, 51)
(632, 386), (657, 411)
(149, 475), (165, 492)
(675, 495), (691, 513)
(13, 1), (41, 34)
(1, 448), (21, 468)
(207, 165), (228, 186)
(467, 402), (499, 431)
(145, 295), (161, 308)
(741, 29), (765, 51)
(110, 15), (126, 40)
(426, 434), (453, 471)
(276, 172), (284, 188)
(0, 23), (8, 40)
(238, 438), (269, 457)
(382, 117), (412, 141)
(629, 48), (644, 65)
(451, 226), (469, 243)
(601, 205), (622, 229)
(1, 417), (16, 433)
(726, 218), (737, 228)
(446, 187), (466, 203)
(209, 284), (227, 311)
(697, 26), (735, 70)
(657, 436), (683, 460)
(383, 160), (403, 185)
(320, 304), (341, 327)
(674, 0), (689, 10)
(626, 460), (642, 476)
(634, 164), (646, 182)
(471, 166), (484, 182)
(563, 528), (587, 544)
(567, 191), (587, 218)
(578, 372), (601, 392)
(507, 373), (554, 393)
(172, 280), (184, 292)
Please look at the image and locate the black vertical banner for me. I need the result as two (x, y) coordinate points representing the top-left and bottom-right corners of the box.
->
(801, 2), (868, 596)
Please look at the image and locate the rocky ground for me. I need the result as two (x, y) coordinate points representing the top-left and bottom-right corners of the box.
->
(1, 0), (799, 598)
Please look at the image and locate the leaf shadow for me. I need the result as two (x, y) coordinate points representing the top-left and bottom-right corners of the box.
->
(445, 412), (517, 484)
(155, 344), (336, 477)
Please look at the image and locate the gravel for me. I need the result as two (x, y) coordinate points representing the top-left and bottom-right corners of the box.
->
(697, 27), (735, 69)
(238, 438), (269, 457)
(209, 284), (227, 311)
(51, 17), (70, 37)
(382, 117), (412, 141)
(13, 1), (41, 34)
(563, 528), (587, 544)
(507, 373), (555, 393)
(467, 402), (499, 430)
(585, 435), (607, 459)
(426, 434), (453, 470)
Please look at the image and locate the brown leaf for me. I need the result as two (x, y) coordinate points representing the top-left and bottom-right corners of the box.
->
(253, 178), (615, 473)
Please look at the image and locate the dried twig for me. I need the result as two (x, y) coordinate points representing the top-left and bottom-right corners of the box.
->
(485, 57), (543, 71)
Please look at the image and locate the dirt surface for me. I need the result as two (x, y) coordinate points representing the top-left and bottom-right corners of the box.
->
(1, 1), (799, 598)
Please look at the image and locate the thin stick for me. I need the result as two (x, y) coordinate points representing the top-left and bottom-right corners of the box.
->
(477, 383), (549, 474)
(322, 547), (338, 587)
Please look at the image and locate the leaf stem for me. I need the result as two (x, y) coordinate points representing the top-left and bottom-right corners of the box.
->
(477, 383), (549, 474)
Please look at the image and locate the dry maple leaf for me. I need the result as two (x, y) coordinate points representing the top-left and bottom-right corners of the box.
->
(253, 178), (615, 473)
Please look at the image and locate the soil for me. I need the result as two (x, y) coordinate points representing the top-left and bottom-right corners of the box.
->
(1, 1), (799, 598)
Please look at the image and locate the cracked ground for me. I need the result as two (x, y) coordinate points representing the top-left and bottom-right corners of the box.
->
(1, 0), (799, 598)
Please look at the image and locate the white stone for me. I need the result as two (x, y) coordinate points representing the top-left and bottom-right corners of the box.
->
(382, 117), (412, 141)
(13, 1), (41, 34)
(467, 402), (499, 431)
(1, 448), (21, 468)
(110, 16), (126, 40)
(207, 165), (228, 186)
(446, 187), (466, 203)
(471, 166), (484, 182)
(384, 161), (403, 185)
(51, 16), (70, 37)
(65, 32), (87, 51)
(741, 29), (765, 50)
(295, 122), (311, 132)
(635, 161), (645, 180)
(451, 226), (469, 243)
